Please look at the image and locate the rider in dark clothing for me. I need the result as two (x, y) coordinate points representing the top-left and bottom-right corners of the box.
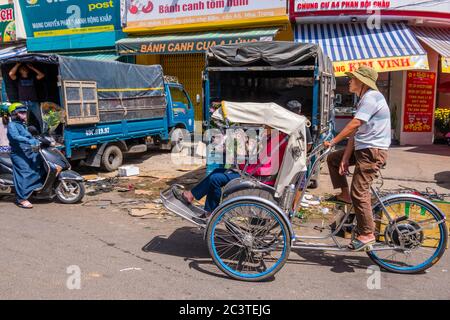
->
(6, 103), (44, 209)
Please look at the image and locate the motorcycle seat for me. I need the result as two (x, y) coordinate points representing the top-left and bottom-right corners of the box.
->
(0, 155), (12, 167)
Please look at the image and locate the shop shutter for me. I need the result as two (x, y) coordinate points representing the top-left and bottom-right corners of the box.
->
(161, 54), (205, 131)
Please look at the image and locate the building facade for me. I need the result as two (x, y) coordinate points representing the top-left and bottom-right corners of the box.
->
(118, 0), (293, 130)
(0, 0), (27, 98)
(290, 0), (450, 145)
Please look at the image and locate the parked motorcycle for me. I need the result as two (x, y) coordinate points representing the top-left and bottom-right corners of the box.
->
(0, 135), (85, 204)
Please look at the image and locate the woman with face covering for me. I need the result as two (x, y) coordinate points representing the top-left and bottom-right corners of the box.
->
(6, 103), (44, 209)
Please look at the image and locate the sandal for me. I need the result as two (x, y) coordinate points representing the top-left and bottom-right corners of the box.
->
(172, 186), (192, 206)
(16, 200), (33, 209)
(325, 195), (352, 204)
(348, 238), (375, 251)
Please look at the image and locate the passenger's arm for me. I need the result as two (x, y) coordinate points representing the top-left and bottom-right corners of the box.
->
(9, 62), (20, 81)
(27, 64), (45, 80)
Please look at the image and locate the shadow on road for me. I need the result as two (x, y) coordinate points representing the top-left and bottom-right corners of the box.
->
(435, 171), (450, 190)
(142, 226), (209, 258)
(141, 226), (277, 281)
(141, 225), (371, 280)
(289, 248), (373, 273)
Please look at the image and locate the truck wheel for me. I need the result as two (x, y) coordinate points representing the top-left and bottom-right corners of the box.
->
(171, 128), (185, 153)
(101, 145), (123, 172)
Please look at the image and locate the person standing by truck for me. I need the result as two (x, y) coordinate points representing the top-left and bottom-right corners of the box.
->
(8, 63), (46, 134)
(9, 63), (45, 102)
(324, 66), (391, 251)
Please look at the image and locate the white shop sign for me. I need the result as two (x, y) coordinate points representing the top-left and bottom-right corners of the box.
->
(126, 0), (287, 28)
(294, 0), (449, 14)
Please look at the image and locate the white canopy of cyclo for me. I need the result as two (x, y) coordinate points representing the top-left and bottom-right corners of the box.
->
(212, 101), (309, 197)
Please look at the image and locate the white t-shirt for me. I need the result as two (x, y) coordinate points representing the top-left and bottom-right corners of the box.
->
(354, 90), (391, 150)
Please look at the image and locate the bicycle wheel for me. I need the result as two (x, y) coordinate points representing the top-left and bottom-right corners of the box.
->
(368, 196), (448, 274)
(207, 198), (291, 281)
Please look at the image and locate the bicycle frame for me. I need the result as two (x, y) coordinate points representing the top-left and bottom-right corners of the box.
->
(258, 145), (417, 253)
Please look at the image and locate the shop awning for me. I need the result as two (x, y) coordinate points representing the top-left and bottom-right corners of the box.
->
(116, 28), (279, 55)
(411, 27), (450, 73)
(295, 23), (429, 76)
(0, 45), (27, 61)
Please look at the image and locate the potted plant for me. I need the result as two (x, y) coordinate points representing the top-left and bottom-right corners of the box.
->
(434, 108), (450, 145)
(41, 102), (65, 135)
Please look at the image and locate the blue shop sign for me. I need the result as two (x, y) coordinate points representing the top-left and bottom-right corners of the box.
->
(19, 0), (124, 51)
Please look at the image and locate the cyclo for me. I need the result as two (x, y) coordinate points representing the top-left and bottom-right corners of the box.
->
(161, 100), (448, 281)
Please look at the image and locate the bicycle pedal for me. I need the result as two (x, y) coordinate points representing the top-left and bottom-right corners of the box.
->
(364, 244), (374, 252)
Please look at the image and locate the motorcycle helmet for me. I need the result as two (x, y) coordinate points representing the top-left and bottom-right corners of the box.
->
(8, 102), (27, 114)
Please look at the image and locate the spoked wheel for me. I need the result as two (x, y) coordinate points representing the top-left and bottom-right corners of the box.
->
(368, 196), (448, 274)
(207, 199), (291, 282)
(55, 180), (85, 204)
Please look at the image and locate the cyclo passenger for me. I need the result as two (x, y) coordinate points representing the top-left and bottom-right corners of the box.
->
(172, 126), (288, 217)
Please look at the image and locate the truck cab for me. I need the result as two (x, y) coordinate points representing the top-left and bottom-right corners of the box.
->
(165, 81), (195, 133)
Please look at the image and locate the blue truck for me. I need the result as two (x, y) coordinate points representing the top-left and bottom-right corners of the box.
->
(0, 54), (195, 171)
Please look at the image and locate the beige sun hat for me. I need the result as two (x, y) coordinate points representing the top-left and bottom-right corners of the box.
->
(345, 65), (379, 91)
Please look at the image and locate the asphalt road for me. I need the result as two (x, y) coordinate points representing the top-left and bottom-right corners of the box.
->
(1, 190), (449, 300)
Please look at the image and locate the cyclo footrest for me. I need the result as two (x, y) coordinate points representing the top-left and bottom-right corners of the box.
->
(160, 185), (208, 227)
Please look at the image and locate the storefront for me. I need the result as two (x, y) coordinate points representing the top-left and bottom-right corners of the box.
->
(411, 27), (450, 143)
(117, 0), (293, 130)
(290, 0), (450, 145)
(0, 2), (26, 96)
(0, 1), (26, 153)
(18, 0), (124, 60)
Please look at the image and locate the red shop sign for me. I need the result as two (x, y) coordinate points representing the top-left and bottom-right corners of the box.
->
(403, 71), (436, 133)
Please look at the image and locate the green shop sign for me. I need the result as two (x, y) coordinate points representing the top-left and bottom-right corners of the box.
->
(0, 4), (16, 43)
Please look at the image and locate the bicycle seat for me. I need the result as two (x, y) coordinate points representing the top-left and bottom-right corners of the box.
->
(0, 155), (12, 167)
